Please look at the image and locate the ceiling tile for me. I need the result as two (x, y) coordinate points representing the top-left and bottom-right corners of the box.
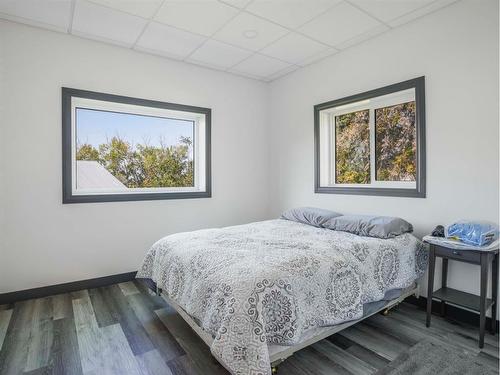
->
(88, 0), (163, 19)
(296, 47), (337, 66)
(229, 70), (266, 80)
(388, 0), (458, 27)
(265, 64), (299, 81)
(73, 0), (147, 46)
(184, 59), (229, 72)
(350, 0), (434, 23)
(155, 0), (238, 37)
(260, 32), (330, 64)
(219, 0), (252, 9)
(299, 1), (381, 47)
(335, 23), (389, 50)
(187, 39), (251, 69)
(246, 0), (341, 29)
(135, 21), (206, 59)
(0, 0), (72, 32)
(213, 12), (288, 51)
(0, 0), (460, 82)
(231, 53), (291, 78)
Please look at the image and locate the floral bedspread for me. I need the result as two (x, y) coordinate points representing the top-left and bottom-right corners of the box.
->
(137, 219), (427, 375)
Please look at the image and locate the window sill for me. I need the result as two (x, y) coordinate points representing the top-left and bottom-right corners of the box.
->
(62, 190), (211, 204)
(315, 185), (425, 198)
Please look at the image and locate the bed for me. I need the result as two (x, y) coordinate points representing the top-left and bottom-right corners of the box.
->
(137, 219), (427, 375)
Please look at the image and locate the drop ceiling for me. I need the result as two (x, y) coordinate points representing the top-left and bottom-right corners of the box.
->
(0, 0), (457, 82)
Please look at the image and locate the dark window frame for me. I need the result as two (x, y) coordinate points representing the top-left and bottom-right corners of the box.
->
(314, 76), (426, 198)
(62, 87), (211, 204)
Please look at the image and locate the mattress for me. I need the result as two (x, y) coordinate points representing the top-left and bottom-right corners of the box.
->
(137, 219), (427, 375)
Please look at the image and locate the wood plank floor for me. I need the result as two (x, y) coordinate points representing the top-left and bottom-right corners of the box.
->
(0, 280), (497, 375)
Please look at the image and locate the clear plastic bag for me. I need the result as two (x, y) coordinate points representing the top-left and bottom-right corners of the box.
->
(445, 221), (498, 247)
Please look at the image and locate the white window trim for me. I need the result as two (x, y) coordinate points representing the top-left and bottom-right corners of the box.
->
(320, 88), (417, 189)
(70, 97), (207, 196)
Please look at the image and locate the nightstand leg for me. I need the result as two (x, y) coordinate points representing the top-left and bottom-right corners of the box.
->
(426, 245), (436, 328)
(491, 254), (498, 334)
(441, 258), (448, 317)
(479, 254), (489, 348)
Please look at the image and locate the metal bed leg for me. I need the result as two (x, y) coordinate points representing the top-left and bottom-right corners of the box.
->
(270, 358), (287, 374)
(382, 284), (419, 316)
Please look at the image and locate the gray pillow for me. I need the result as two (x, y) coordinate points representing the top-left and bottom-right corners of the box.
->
(323, 215), (413, 238)
(280, 207), (342, 228)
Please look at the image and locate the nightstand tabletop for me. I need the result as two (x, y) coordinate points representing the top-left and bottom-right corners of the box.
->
(423, 235), (499, 252)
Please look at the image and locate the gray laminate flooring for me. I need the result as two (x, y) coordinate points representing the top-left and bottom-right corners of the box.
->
(0, 280), (498, 375)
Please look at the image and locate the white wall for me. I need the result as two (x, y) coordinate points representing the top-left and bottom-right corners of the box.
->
(1, 0), (498, 307)
(268, 0), (499, 305)
(0, 20), (270, 293)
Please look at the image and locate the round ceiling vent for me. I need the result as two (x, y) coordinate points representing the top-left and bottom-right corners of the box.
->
(243, 30), (258, 39)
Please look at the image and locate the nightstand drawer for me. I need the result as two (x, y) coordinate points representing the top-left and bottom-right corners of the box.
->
(434, 246), (481, 263)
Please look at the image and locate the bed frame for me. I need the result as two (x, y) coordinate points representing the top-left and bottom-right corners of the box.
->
(158, 284), (419, 374)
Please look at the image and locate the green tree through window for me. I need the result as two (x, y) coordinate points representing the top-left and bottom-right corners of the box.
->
(375, 102), (416, 181)
(76, 135), (194, 188)
(335, 110), (370, 184)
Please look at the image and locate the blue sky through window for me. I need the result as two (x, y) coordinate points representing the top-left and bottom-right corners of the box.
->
(76, 108), (194, 149)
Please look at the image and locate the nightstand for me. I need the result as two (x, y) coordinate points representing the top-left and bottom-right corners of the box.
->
(425, 241), (498, 348)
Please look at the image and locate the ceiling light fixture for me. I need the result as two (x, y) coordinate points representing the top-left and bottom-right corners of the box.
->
(243, 30), (258, 39)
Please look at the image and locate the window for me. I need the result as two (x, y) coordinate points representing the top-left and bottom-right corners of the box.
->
(62, 88), (211, 203)
(315, 77), (425, 197)
(335, 109), (370, 184)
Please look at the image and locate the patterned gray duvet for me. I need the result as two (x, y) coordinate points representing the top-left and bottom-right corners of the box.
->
(137, 219), (427, 375)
